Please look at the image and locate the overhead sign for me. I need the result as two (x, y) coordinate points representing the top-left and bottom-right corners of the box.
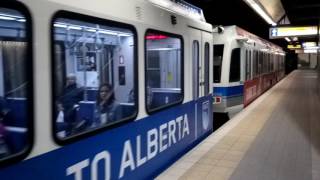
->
(270, 26), (318, 39)
(287, 44), (301, 49)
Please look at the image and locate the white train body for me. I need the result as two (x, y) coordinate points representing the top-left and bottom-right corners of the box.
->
(213, 26), (285, 116)
(0, 0), (215, 179)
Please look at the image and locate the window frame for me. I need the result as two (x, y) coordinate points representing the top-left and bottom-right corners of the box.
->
(204, 42), (210, 95)
(229, 48), (241, 82)
(213, 44), (224, 83)
(144, 29), (184, 114)
(0, 1), (34, 167)
(51, 11), (139, 145)
(192, 40), (199, 99)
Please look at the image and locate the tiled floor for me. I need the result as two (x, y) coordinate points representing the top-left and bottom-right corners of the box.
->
(156, 70), (320, 180)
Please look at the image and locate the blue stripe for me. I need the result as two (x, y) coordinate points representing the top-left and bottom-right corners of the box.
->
(214, 85), (244, 97)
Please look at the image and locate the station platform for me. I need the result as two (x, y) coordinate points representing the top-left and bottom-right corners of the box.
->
(156, 70), (320, 180)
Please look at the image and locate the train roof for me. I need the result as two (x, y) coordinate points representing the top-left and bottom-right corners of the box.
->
(214, 25), (284, 53)
(44, 0), (212, 32)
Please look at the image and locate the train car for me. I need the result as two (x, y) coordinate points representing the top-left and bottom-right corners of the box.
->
(213, 26), (285, 117)
(0, 0), (214, 179)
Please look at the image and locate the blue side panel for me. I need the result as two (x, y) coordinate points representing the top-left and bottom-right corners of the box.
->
(0, 96), (213, 180)
(213, 85), (244, 97)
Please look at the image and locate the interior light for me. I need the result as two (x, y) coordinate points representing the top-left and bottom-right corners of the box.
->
(17, 19), (26, 22)
(54, 23), (67, 28)
(98, 30), (118, 36)
(54, 22), (132, 37)
(87, 28), (97, 33)
(244, 0), (276, 26)
(0, 15), (16, 21)
(284, 37), (291, 42)
(118, 33), (132, 37)
(68, 26), (82, 30)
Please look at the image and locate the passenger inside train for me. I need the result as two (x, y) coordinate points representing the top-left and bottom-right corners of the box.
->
(93, 83), (121, 127)
(53, 15), (137, 139)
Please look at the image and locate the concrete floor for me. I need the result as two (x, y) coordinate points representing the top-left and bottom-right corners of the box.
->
(156, 70), (320, 180)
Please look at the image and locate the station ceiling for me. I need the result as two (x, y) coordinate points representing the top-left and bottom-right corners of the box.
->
(281, 0), (320, 26)
(185, 0), (320, 50)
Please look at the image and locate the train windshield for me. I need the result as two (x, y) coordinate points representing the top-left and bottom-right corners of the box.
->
(52, 15), (137, 141)
(0, 7), (31, 161)
(145, 31), (183, 113)
(213, 44), (224, 83)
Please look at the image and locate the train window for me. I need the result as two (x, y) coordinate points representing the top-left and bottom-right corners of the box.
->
(255, 51), (259, 76)
(0, 4), (32, 163)
(229, 48), (240, 82)
(192, 41), (199, 99)
(145, 30), (183, 113)
(213, 44), (224, 83)
(252, 50), (256, 77)
(52, 12), (137, 141)
(204, 42), (210, 95)
(245, 50), (251, 80)
(258, 51), (263, 75)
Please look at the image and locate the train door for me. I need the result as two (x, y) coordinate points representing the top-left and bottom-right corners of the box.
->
(189, 28), (211, 100)
(189, 28), (201, 100)
(202, 32), (212, 96)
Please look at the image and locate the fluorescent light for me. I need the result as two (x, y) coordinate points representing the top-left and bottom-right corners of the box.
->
(245, 0), (276, 26)
(68, 26), (82, 30)
(304, 46), (319, 50)
(54, 23), (67, 28)
(292, 37), (298, 41)
(0, 15), (16, 21)
(54, 22), (132, 36)
(304, 49), (317, 53)
(285, 37), (291, 42)
(17, 19), (26, 22)
(302, 42), (317, 48)
(87, 28), (97, 33)
(118, 33), (132, 37)
(98, 30), (117, 35)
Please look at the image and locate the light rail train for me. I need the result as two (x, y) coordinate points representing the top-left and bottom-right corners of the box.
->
(213, 26), (285, 117)
(0, 0), (284, 179)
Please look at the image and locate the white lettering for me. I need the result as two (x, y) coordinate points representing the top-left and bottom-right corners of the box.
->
(66, 159), (89, 180)
(136, 135), (147, 167)
(159, 123), (168, 152)
(176, 116), (183, 140)
(147, 128), (158, 160)
(168, 120), (177, 147)
(91, 151), (111, 180)
(119, 140), (135, 179)
(182, 114), (190, 138)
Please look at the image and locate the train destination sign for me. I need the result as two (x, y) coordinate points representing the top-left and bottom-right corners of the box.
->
(270, 26), (318, 39)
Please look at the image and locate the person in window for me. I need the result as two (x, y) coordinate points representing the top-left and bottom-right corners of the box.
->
(93, 83), (121, 127)
(56, 74), (84, 136)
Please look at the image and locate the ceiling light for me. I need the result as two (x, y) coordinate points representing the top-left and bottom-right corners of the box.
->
(284, 37), (291, 42)
(304, 49), (317, 53)
(244, 0), (276, 26)
(302, 42), (317, 48)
